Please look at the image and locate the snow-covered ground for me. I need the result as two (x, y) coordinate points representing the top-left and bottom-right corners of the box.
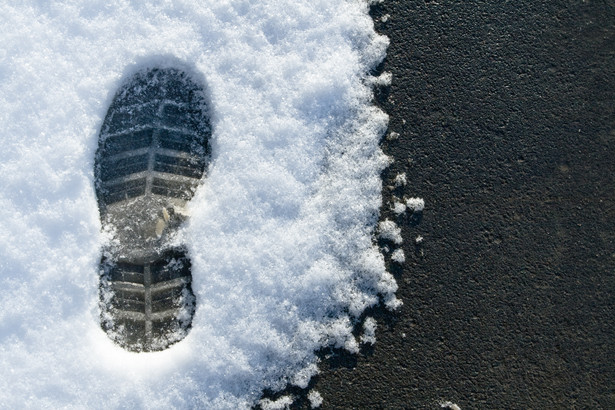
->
(0, 1), (399, 408)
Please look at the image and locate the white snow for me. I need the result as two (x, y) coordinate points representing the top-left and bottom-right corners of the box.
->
(391, 249), (405, 264)
(259, 395), (294, 410)
(378, 219), (403, 244)
(368, 72), (392, 87)
(392, 200), (407, 215)
(360, 317), (377, 345)
(406, 197), (425, 212)
(0, 0), (397, 408)
(441, 401), (461, 410)
(308, 390), (323, 408)
(386, 131), (399, 140)
(291, 363), (319, 389)
(393, 172), (407, 187)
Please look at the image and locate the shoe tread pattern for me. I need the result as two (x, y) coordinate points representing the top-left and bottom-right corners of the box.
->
(96, 68), (209, 352)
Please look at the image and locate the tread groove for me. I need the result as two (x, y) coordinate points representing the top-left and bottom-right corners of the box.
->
(96, 67), (209, 352)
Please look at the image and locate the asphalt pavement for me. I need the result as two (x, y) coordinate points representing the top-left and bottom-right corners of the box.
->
(313, 1), (614, 408)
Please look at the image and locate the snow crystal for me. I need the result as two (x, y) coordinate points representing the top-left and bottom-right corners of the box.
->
(378, 219), (403, 244)
(392, 201), (407, 215)
(0, 0), (395, 408)
(360, 317), (377, 345)
(391, 249), (405, 264)
(368, 71), (392, 87)
(291, 363), (319, 389)
(441, 401), (461, 410)
(259, 395), (294, 410)
(385, 295), (403, 310)
(393, 172), (407, 187)
(386, 131), (399, 140)
(308, 390), (323, 408)
(406, 197), (425, 212)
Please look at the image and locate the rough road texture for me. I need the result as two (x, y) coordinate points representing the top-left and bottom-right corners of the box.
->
(314, 1), (614, 408)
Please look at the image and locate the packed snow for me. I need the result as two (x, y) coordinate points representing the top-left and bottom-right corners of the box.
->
(0, 0), (398, 408)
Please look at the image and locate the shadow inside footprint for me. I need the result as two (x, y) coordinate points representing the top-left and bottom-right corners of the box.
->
(95, 67), (210, 352)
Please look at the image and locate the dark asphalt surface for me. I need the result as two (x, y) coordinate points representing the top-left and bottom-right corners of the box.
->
(313, 1), (614, 409)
